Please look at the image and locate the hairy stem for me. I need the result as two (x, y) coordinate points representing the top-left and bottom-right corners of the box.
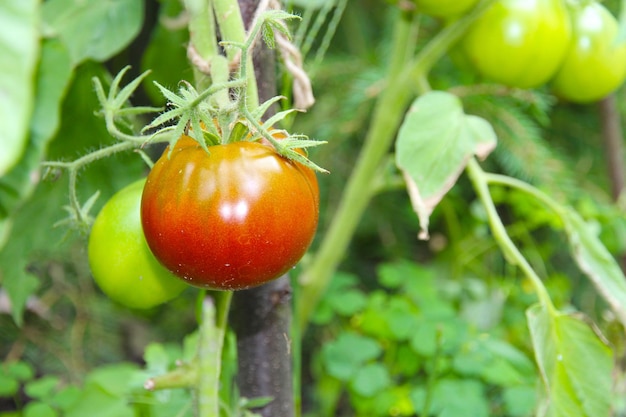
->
(197, 292), (232, 417)
(213, 0), (259, 108)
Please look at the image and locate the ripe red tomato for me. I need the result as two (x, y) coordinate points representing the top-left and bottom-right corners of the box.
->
(88, 179), (187, 309)
(413, 0), (479, 17)
(551, 2), (626, 103)
(140, 135), (319, 290)
(460, 0), (571, 89)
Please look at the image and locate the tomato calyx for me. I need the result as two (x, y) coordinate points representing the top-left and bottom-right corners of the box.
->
(143, 82), (328, 173)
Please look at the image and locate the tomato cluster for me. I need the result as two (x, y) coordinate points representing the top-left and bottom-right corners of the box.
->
(419, 0), (626, 103)
(88, 130), (319, 306)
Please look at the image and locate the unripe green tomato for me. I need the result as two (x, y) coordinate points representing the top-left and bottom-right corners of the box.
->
(460, 0), (571, 89)
(88, 179), (187, 309)
(414, 0), (479, 17)
(551, 2), (626, 103)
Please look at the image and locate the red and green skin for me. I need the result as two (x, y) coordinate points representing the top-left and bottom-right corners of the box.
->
(141, 136), (319, 291)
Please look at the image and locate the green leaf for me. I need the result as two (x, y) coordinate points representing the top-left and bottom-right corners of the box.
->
(85, 363), (141, 397)
(453, 337), (536, 386)
(24, 376), (59, 400)
(411, 379), (490, 417)
(5, 361), (34, 381)
(561, 208), (626, 328)
(64, 364), (141, 417)
(0, 373), (19, 397)
(409, 317), (468, 357)
(503, 385), (538, 417)
(50, 386), (82, 411)
(349, 363), (391, 397)
(395, 91), (496, 239)
(42, 0), (143, 65)
(23, 402), (58, 417)
(0, 0), (39, 177)
(0, 39), (73, 250)
(527, 304), (613, 417)
(321, 332), (382, 381)
(144, 343), (172, 375)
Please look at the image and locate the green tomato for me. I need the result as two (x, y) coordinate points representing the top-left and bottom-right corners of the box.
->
(88, 179), (187, 309)
(414, 0), (479, 17)
(460, 0), (571, 88)
(551, 2), (626, 103)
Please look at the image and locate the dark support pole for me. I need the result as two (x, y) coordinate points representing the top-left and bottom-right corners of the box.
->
(229, 1), (295, 416)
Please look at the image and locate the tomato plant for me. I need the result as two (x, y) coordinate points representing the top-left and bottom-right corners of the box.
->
(551, 2), (626, 103)
(460, 0), (571, 89)
(413, 0), (479, 18)
(88, 179), (187, 309)
(141, 135), (320, 291)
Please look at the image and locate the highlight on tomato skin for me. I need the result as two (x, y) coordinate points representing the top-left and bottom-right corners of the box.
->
(140, 137), (320, 291)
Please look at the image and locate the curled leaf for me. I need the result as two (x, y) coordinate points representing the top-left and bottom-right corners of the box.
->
(395, 91), (497, 239)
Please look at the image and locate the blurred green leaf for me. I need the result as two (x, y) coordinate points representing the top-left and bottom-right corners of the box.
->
(86, 363), (141, 397)
(64, 386), (135, 417)
(42, 0), (143, 65)
(321, 332), (382, 381)
(144, 343), (171, 375)
(395, 91), (496, 238)
(503, 385), (537, 417)
(24, 402), (58, 417)
(50, 386), (82, 411)
(410, 317), (468, 357)
(385, 298), (419, 341)
(313, 272), (362, 324)
(4, 361), (34, 381)
(527, 304), (612, 417)
(452, 337), (535, 386)
(24, 376), (59, 400)
(349, 363), (391, 397)
(411, 378), (490, 417)
(328, 288), (367, 317)
(64, 364), (141, 417)
(0, 0), (39, 177)
(0, 373), (19, 397)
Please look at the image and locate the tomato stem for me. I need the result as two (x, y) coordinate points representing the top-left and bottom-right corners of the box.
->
(465, 158), (556, 312)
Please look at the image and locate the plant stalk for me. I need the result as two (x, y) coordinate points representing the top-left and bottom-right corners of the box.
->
(465, 158), (555, 311)
(197, 292), (233, 417)
(296, 1), (494, 329)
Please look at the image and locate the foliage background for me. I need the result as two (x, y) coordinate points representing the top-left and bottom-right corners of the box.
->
(1, 0), (626, 416)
